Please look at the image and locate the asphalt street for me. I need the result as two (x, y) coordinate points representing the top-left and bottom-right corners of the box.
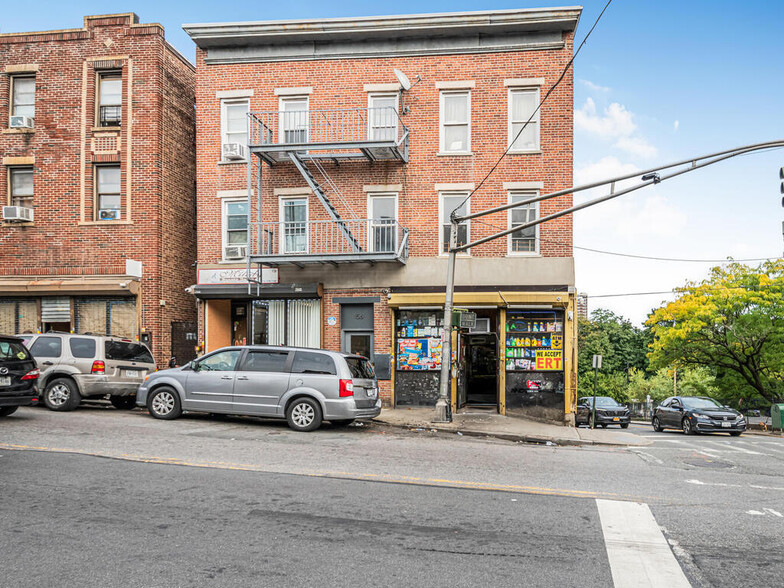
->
(2, 406), (783, 587)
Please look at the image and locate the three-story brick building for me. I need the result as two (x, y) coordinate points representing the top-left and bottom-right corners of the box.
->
(186, 7), (580, 423)
(0, 13), (197, 365)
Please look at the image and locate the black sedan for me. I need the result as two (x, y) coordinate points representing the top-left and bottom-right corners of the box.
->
(575, 396), (631, 428)
(0, 334), (39, 416)
(652, 396), (745, 436)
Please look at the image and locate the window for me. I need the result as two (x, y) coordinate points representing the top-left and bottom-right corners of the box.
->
(508, 192), (538, 254)
(69, 338), (96, 359)
(9, 168), (33, 208)
(368, 194), (397, 253)
(368, 93), (398, 141)
(195, 349), (242, 372)
(222, 200), (248, 259)
(508, 88), (540, 151)
(440, 192), (469, 254)
(346, 357), (375, 379)
(280, 197), (308, 254)
(291, 351), (337, 375)
(97, 73), (122, 127)
(279, 97), (308, 144)
(221, 99), (249, 158)
(240, 350), (290, 373)
(30, 336), (62, 358)
(96, 166), (121, 220)
(104, 340), (154, 363)
(440, 91), (470, 153)
(11, 76), (35, 120)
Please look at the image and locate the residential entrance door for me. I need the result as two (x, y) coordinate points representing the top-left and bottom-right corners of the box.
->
(345, 332), (373, 359)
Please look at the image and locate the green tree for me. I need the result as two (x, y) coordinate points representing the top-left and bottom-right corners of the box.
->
(647, 260), (784, 404)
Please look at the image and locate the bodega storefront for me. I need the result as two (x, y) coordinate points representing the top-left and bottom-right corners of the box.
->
(388, 290), (577, 424)
(194, 268), (322, 352)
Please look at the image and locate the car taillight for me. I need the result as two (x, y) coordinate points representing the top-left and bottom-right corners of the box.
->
(21, 368), (40, 381)
(339, 379), (354, 397)
(91, 360), (106, 374)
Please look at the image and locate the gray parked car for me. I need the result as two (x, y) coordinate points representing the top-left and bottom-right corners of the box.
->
(137, 345), (381, 432)
(19, 333), (156, 411)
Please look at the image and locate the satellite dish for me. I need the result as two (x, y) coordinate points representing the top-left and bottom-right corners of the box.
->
(393, 68), (412, 91)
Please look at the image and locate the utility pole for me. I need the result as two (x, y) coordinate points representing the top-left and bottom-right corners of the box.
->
(433, 216), (458, 423)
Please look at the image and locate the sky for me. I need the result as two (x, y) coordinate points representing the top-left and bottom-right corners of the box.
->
(3, 0), (783, 325)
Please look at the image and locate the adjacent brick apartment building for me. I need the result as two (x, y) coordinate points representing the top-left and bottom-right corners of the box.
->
(0, 13), (197, 366)
(186, 7), (580, 423)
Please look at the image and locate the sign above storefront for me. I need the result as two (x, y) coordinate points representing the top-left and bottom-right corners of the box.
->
(197, 268), (279, 285)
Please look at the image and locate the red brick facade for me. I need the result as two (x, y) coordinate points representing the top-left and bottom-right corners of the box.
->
(0, 14), (196, 365)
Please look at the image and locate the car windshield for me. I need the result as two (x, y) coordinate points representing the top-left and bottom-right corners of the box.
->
(104, 341), (155, 364)
(0, 340), (30, 361)
(592, 397), (621, 407)
(346, 357), (375, 379)
(682, 397), (723, 410)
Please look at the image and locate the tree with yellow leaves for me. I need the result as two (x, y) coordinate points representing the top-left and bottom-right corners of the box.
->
(647, 260), (784, 404)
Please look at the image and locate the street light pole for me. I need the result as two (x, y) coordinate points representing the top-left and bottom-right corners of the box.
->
(434, 217), (458, 423)
(591, 366), (598, 429)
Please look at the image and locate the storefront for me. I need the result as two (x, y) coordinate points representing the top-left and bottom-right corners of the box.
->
(388, 291), (576, 424)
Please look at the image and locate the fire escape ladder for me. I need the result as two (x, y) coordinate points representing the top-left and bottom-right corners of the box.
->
(288, 152), (363, 253)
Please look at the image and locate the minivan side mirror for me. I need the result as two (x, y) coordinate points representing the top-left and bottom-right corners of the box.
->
(183, 360), (195, 371)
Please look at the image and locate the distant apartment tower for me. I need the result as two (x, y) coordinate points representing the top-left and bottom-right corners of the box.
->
(0, 14), (197, 365)
(577, 292), (589, 319)
(186, 7), (581, 423)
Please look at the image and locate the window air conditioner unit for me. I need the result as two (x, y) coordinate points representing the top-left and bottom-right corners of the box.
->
(99, 209), (121, 221)
(224, 245), (247, 260)
(9, 116), (34, 129)
(222, 143), (246, 161)
(2, 205), (34, 222)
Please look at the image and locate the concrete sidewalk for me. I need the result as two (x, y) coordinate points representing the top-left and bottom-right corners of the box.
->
(374, 407), (652, 447)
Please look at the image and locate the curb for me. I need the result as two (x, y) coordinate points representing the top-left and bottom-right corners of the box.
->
(371, 418), (640, 447)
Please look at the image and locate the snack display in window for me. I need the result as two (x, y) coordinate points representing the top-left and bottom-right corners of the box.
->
(395, 310), (443, 371)
(505, 311), (564, 372)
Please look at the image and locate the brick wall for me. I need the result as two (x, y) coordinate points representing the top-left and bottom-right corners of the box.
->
(0, 14), (196, 365)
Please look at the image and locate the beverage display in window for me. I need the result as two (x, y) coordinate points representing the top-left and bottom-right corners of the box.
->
(505, 311), (563, 372)
(395, 310), (443, 371)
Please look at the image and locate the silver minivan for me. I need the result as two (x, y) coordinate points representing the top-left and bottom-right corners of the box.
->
(19, 333), (156, 411)
(136, 345), (381, 431)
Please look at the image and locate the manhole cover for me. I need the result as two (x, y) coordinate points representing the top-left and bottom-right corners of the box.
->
(681, 458), (733, 469)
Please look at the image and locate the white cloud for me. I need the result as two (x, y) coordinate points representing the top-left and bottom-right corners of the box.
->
(580, 79), (611, 93)
(575, 98), (636, 138)
(673, 120), (680, 132)
(613, 136), (658, 158)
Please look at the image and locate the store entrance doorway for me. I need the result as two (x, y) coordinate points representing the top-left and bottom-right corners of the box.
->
(464, 333), (499, 406)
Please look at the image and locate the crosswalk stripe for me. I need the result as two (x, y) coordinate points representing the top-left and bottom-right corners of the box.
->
(704, 441), (764, 455)
(597, 499), (691, 588)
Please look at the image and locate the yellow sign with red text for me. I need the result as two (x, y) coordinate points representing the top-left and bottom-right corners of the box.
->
(535, 350), (563, 371)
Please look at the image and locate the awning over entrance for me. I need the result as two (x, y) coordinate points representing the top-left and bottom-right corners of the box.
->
(387, 291), (571, 308)
(193, 282), (320, 300)
(0, 276), (139, 296)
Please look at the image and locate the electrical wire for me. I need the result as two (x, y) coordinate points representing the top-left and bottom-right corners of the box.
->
(469, 218), (780, 263)
(452, 0), (614, 214)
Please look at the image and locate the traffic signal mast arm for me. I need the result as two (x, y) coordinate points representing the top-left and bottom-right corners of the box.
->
(450, 139), (784, 252)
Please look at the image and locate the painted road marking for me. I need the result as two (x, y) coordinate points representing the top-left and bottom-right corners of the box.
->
(632, 451), (664, 465)
(686, 479), (784, 492)
(596, 499), (691, 588)
(704, 440), (765, 455)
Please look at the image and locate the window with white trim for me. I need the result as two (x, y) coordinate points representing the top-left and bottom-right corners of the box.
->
(368, 193), (397, 253)
(222, 200), (249, 259)
(368, 93), (398, 141)
(221, 99), (249, 159)
(9, 167), (33, 208)
(440, 192), (469, 254)
(508, 192), (538, 254)
(280, 197), (308, 254)
(279, 96), (309, 144)
(10, 76), (35, 119)
(97, 72), (122, 127)
(508, 88), (540, 151)
(440, 91), (470, 153)
(95, 165), (121, 221)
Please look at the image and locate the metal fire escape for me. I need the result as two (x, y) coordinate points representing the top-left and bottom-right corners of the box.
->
(245, 107), (410, 270)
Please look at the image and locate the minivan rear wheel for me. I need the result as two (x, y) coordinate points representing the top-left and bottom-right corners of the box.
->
(147, 387), (182, 420)
(110, 395), (136, 410)
(44, 378), (81, 411)
(286, 397), (322, 432)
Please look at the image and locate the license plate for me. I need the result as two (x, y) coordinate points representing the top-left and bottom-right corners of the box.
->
(125, 370), (140, 378)
(612, 417), (620, 422)
(0, 376), (10, 386)
(368, 387), (378, 399)
(721, 421), (731, 428)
